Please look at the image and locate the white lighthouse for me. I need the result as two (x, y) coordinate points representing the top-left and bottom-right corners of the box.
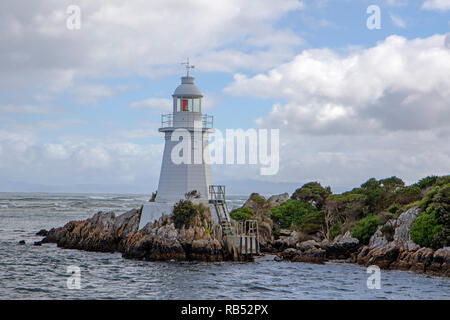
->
(156, 61), (213, 203)
(138, 61), (229, 229)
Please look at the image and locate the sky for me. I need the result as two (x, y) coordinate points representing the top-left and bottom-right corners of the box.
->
(0, 0), (449, 195)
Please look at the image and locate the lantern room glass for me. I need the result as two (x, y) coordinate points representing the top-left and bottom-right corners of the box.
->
(175, 97), (201, 112)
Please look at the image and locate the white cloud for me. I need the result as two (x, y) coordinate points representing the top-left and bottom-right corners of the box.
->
(389, 13), (407, 28)
(221, 34), (450, 190)
(226, 34), (450, 135)
(0, 127), (164, 189)
(0, 0), (304, 97)
(422, 0), (450, 11)
(129, 98), (172, 113)
(386, 0), (408, 6)
(73, 84), (126, 104)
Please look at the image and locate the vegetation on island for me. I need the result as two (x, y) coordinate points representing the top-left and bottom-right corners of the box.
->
(172, 190), (207, 229)
(174, 176), (449, 250)
(230, 207), (253, 222)
(263, 175), (450, 249)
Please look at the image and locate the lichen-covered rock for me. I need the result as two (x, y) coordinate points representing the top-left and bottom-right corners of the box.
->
(267, 193), (289, 207)
(355, 207), (449, 276)
(428, 247), (450, 276)
(273, 232), (360, 264)
(324, 231), (360, 259)
(43, 209), (140, 253)
(393, 207), (420, 246)
(272, 231), (299, 251)
(43, 207), (236, 262)
(278, 245), (326, 264)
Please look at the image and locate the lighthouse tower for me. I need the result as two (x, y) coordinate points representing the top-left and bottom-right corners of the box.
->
(156, 61), (213, 203)
(138, 60), (227, 229)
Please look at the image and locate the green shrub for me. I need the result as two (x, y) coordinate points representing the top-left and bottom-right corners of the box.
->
(330, 223), (342, 241)
(380, 176), (405, 192)
(172, 200), (198, 229)
(330, 192), (366, 203)
(291, 182), (331, 210)
(435, 175), (450, 187)
(410, 212), (442, 248)
(299, 211), (325, 234)
(230, 207), (253, 222)
(383, 212), (395, 221)
(387, 204), (400, 214)
(250, 193), (266, 204)
(271, 199), (319, 229)
(420, 186), (441, 210)
(394, 186), (422, 205)
(351, 216), (382, 245)
(415, 176), (438, 190)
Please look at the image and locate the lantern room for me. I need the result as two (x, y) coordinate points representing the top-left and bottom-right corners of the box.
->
(172, 76), (203, 113)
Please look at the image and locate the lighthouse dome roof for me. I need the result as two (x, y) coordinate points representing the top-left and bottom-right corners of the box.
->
(173, 76), (203, 97)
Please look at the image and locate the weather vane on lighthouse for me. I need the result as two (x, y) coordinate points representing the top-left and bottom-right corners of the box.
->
(181, 58), (195, 77)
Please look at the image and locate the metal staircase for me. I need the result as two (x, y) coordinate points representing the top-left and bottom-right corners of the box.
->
(209, 185), (232, 235)
(209, 185), (260, 256)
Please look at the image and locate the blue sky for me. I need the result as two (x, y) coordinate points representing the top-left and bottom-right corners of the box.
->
(0, 0), (449, 195)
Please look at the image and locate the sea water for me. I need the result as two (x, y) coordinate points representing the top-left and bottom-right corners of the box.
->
(0, 193), (448, 300)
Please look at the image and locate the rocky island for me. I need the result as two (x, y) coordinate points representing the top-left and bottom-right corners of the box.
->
(41, 201), (244, 262)
(38, 175), (450, 277)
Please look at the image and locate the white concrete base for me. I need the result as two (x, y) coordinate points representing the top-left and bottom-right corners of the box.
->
(138, 202), (220, 230)
(138, 202), (176, 230)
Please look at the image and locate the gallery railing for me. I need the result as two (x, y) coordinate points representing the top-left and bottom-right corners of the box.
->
(160, 114), (213, 129)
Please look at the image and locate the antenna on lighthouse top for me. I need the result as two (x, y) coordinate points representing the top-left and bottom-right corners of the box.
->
(181, 58), (195, 77)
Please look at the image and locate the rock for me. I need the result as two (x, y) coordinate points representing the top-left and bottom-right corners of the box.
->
(354, 206), (450, 276)
(324, 231), (360, 259)
(297, 240), (320, 251)
(369, 228), (391, 249)
(274, 255), (284, 262)
(36, 229), (48, 236)
(43, 209), (141, 253)
(257, 221), (273, 251)
(267, 193), (289, 207)
(367, 246), (400, 269)
(369, 207), (421, 250)
(34, 241), (42, 246)
(243, 193), (267, 210)
(428, 247), (450, 276)
(279, 229), (292, 237)
(272, 231), (299, 251)
(335, 231), (359, 246)
(18, 240), (25, 245)
(43, 207), (236, 262)
(409, 247), (434, 272)
(393, 207), (420, 245)
(279, 246), (326, 264)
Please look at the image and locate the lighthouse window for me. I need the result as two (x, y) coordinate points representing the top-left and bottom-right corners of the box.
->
(193, 98), (201, 112)
(176, 97), (201, 112)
